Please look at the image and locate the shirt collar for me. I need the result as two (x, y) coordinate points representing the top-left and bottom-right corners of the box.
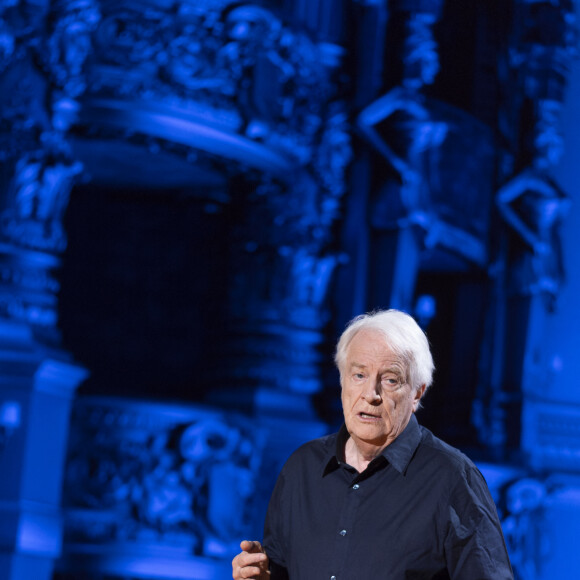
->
(323, 414), (422, 476)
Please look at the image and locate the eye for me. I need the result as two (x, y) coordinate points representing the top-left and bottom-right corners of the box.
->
(382, 375), (401, 389)
(352, 373), (366, 382)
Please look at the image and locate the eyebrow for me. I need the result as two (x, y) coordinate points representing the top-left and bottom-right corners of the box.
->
(350, 362), (367, 369)
(349, 362), (403, 374)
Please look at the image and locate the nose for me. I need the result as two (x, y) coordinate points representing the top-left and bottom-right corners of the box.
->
(362, 377), (382, 403)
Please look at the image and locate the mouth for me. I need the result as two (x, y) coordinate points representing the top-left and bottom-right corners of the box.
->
(358, 412), (381, 420)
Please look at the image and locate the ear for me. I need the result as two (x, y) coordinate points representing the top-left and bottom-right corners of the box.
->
(412, 384), (426, 411)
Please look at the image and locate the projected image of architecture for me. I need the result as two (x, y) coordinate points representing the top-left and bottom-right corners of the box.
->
(0, 1), (579, 579)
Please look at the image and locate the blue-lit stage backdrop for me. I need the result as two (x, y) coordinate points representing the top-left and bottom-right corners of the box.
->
(0, 1), (579, 579)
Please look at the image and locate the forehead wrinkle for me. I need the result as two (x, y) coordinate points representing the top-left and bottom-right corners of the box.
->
(349, 360), (406, 374)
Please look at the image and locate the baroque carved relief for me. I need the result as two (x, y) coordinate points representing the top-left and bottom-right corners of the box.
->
(62, 398), (267, 557)
(75, 1), (347, 172)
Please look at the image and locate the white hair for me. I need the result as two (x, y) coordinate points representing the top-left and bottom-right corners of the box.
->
(334, 309), (435, 394)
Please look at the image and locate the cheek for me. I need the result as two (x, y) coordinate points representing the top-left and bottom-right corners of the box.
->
(384, 391), (409, 411)
(342, 388), (354, 407)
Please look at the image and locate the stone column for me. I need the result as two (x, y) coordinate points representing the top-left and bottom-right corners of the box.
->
(0, 2), (95, 578)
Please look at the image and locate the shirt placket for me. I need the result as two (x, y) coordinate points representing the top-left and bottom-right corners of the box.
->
(327, 470), (364, 580)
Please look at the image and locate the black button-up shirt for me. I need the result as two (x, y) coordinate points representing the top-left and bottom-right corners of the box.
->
(263, 415), (513, 579)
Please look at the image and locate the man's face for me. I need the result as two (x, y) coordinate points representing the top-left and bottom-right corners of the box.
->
(341, 329), (424, 453)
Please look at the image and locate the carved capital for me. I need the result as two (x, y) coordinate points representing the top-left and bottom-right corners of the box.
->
(1, 151), (82, 253)
(0, 146), (82, 329)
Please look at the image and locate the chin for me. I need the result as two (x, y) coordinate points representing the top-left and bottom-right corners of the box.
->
(354, 427), (387, 443)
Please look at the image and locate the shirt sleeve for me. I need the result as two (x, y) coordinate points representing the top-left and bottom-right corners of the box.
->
(443, 465), (514, 580)
(263, 470), (290, 580)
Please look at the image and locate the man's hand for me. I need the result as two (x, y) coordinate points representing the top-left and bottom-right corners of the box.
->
(232, 540), (270, 579)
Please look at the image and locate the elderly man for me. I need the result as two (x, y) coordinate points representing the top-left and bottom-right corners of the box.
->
(232, 309), (513, 579)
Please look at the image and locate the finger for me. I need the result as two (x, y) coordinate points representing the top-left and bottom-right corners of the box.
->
(234, 561), (258, 580)
(232, 551), (267, 569)
(241, 552), (268, 566)
(239, 565), (267, 579)
(240, 540), (264, 553)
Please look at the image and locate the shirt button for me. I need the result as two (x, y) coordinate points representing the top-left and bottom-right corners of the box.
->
(331, 577), (337, 580)
(352, 484), (360, 490)
(339, 529), (347, 536)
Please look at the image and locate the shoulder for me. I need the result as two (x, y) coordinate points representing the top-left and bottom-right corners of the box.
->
(416, 426), (496, 506)
(414, 426), (489, 491)
(417, 425), (478, 471)
(277, 431), (337, 478)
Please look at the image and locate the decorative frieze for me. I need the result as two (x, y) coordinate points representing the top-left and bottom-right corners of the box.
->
(61, 397), (267, 559)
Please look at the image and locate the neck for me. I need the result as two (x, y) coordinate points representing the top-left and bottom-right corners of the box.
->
(344, 436), (388, 473)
